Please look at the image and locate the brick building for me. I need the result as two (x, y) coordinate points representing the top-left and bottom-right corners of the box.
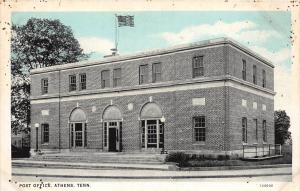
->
(30, 38), (275, 157)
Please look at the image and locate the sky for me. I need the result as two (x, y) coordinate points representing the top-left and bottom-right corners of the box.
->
(12, 11), (292, 113)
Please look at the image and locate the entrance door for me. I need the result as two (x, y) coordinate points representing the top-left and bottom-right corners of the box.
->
(108, 128), (117, 152)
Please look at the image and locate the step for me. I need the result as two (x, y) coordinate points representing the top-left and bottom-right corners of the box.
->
(12, 160), (176, 170)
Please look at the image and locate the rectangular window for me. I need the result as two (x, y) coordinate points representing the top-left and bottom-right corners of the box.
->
(263, 120), (267, 142)
(242, 117), (247, 143)
(41, 78), (48, 94)
(41, 123), (49, 144)
(253, 65), (257, 84)
(69, 75), (76, 91)
(254, 119), (258, 142)
(192, 56), (204, 78)
(101, 70), (110, 88)
(242, 60), (246, 80)
(139, 64), (148, 84)
(113, 68), (122, 87)
(152, 63), (162, 83)
(194, 116), (206, 142)
(262, 69), (266, 88)
(79, 73), (86, 90)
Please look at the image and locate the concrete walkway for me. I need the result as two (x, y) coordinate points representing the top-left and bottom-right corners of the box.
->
(12, 166), (292, 179)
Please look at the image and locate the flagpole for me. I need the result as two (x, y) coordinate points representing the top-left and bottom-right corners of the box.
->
(114, 14), (118, 55)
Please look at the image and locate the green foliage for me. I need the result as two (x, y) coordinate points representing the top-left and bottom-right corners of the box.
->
(274, 110), (291, 145)
(11, 18), (89, 133)
(165, 152), (189, 166)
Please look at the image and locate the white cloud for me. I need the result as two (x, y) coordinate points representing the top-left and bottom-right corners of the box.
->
(160, 21), (281, 45)
(249, 46), (290, 64)
(78, 37), (114, 55)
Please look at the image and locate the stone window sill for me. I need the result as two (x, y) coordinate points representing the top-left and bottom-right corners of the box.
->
(193, 142), (205, 145)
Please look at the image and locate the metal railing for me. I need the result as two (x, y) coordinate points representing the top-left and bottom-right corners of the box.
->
(242, 144), (281, 158)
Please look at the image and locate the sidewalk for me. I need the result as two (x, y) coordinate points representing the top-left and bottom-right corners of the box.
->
(12, 166), (292, 179)
(12, 160), (292, 179)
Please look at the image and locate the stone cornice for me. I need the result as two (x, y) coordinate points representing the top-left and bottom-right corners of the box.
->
(30, 37), (274, 75)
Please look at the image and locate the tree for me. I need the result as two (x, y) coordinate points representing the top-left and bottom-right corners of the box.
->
(274, 110), (291, 145)
(11, 18), (88, 133)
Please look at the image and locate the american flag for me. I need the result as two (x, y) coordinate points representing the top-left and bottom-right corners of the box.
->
(117, 15), (134, 27)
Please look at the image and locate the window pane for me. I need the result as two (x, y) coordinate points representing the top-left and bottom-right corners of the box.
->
(194, 116), (205, 142)
(41, 124), (49, 143)
(242, 117), (247, 143)
(79, 74), (86, 90)
(139, 65), (148, 84)
(69, 75), (76, 91)
(242, 60), (246, 80)
(193, 56), (204, 78)
(101, 70), (110, 88)
(41, 79), (48, 94)
(152, 63), (162, 83)
(113, 68), (121, 87)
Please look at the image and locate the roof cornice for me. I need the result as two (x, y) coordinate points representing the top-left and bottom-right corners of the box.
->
(30, 37), (274, 75)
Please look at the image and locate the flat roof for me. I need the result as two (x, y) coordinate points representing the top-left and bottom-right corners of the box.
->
(30, 37), (274, 74)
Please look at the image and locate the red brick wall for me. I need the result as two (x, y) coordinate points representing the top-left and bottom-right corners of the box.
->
(227, 87), (275, 151)
(227, 45), (274, 91)
(30, 42), (275, 153)
(31, 87), (228, 151)
(30, 45), (226, 97)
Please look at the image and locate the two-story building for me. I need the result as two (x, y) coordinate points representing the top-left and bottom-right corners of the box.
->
(30, 37), (275, 157)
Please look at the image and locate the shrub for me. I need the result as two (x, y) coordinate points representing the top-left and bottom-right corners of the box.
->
(165, 152), (189, 167)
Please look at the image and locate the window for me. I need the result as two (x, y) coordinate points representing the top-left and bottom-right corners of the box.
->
(41, 123), (49, 144)
(253, 65), (257, 84)
(242, 60), (246, 80)
(254, 119), (258, 142)
(194, 116), (206, 142)
(192, 56), (204, 78)
(101, 70), (110, 88)
(139, 64), (148, 84)
(69, 75), (76, 91)
(242, 117), (247, 143)
(263, 120), (267, 142)
(113, 68), (122, 87)
(152, 63), (162, 82)
(262, 69), (266, 88)
(104, 122), (107, 147)
(141, 120), (145, 148)
(41, 78), (48, 94)
(79, 73), (86, 90)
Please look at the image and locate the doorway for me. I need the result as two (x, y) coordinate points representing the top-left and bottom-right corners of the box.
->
(109, 128), (117, 151)
(103, 121), (122, 152)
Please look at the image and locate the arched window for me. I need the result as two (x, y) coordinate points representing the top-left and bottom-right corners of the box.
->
(140, 102), (164, 149)
(69, 108), (87, 148)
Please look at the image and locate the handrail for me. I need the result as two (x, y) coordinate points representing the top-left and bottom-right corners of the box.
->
(242, 144), (281, 158)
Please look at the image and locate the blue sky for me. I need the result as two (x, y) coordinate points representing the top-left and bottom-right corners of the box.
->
(12, 11), (291, 65)
(12, 11), (292, 111)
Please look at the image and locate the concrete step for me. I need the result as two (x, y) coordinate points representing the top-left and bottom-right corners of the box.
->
(12, 160), (177, 170)
(31, 153), (165, 164)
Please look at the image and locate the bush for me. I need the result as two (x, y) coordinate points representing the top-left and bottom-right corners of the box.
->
(165, 152), (189, 167)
